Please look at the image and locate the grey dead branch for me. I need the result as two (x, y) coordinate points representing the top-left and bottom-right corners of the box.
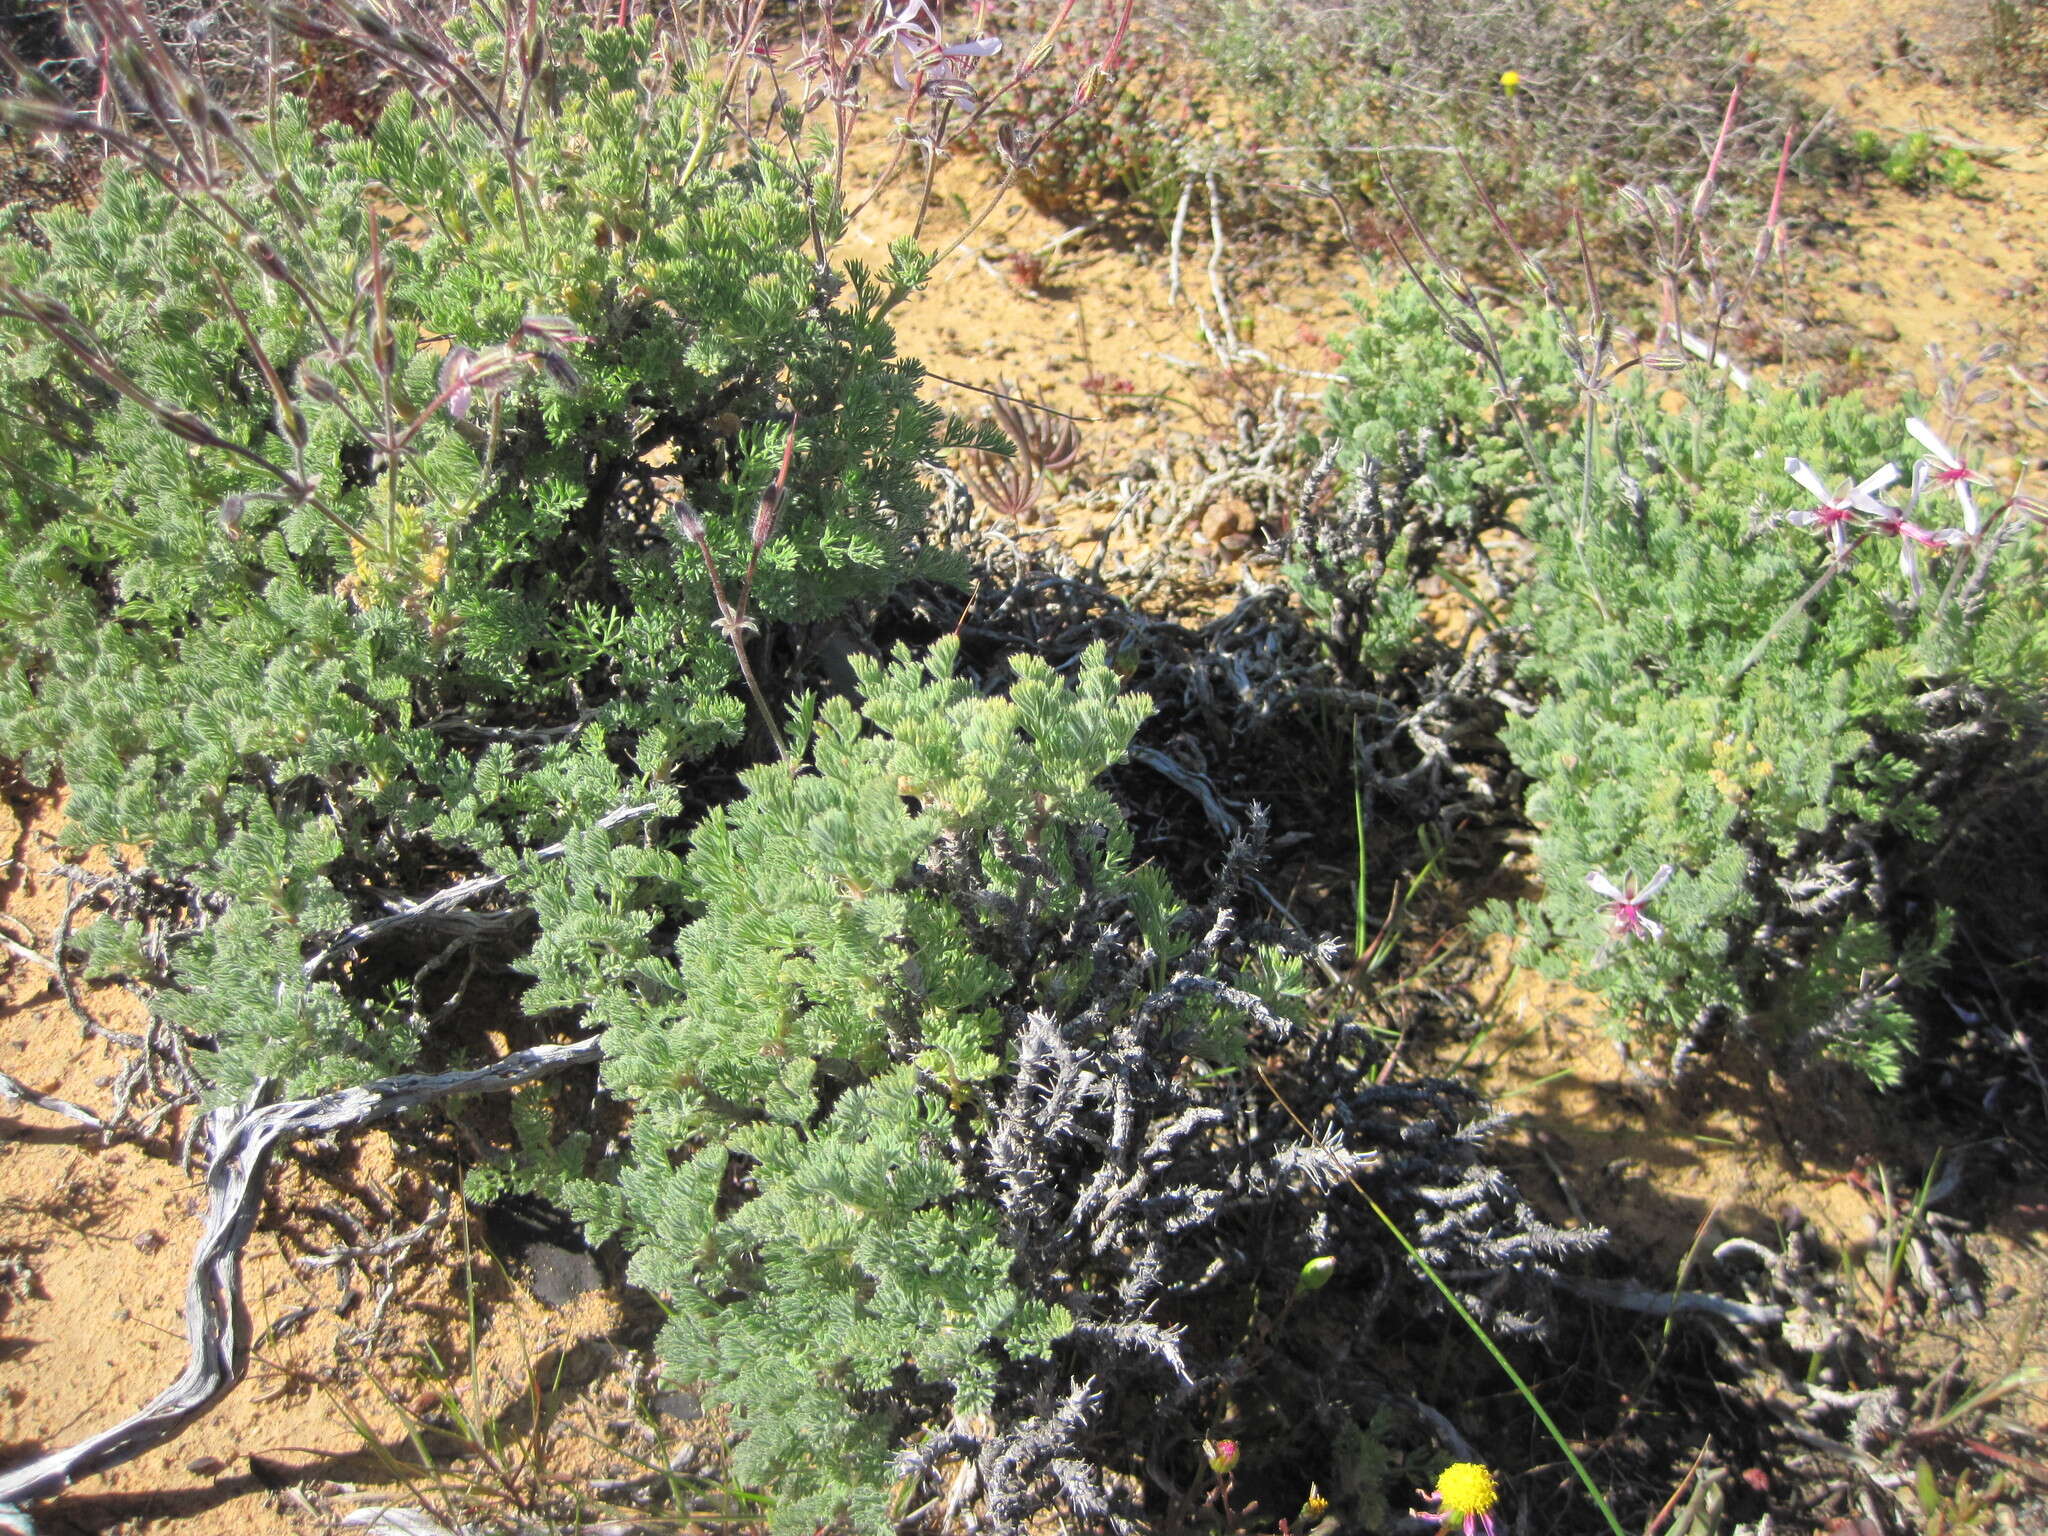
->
(0, 1036), (601, 1527)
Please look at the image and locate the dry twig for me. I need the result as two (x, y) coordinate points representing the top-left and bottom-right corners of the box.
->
(0, 1035), (601, 1521)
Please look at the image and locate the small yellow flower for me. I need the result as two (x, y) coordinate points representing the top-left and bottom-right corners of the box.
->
(1416, 1462), (1499, 1536)
(1499, 70), (1521, 97)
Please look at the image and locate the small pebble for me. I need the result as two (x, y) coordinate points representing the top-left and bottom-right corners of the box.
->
(653, 1389), (702, 1422)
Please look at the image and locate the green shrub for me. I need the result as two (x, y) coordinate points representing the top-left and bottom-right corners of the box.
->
(0, 8), (979, 1093)
(577, 641), (1146, 1530)
(1852, 127), (1981, 193)
(1328, 283), (2048, 1084)
(571, 640), (1601, 1532)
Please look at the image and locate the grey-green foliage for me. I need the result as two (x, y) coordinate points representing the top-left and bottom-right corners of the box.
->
(566, 639), (1601, 1532)
(576, 640), (1151, 1532)
(1328, 281), (2048, 1083)
(0, 8), (981, 1092)
(1323, 280), (1576, 530)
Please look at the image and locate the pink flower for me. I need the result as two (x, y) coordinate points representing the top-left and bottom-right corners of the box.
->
(1586, 865), (1674, 942)
(1906, 418), (1989, 537)
(1862, 504), (1967, 596)
(1781, 456), (1898, 561)
(877, 1), (1000, 102)
(437, 344), (524, 420)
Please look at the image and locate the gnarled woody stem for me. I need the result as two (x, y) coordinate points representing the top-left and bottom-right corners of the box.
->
(0, 1036), (603, 1521)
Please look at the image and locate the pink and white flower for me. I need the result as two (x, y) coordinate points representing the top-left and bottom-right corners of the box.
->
(1862, 503), (1968, 595)
(1781, 456), (1899, 560)
(1906, 417), (1989, 537)
(877, 1), (1000, 102)
(1587, 865), (1675, 943)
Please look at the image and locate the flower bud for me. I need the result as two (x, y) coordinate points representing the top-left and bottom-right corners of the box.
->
(751, 483), (783, 552)
(1206, 1439), (1239, 1475)
(301, 368), (342, 407)
(1295, 1255), (1337, 1293)
(672, 495), (708, 548)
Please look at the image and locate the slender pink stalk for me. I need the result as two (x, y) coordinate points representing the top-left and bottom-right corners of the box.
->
(1689, 81), (1742, 224)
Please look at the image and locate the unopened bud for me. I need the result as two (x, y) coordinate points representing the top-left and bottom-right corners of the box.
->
(1295, 1255), (1337, 1293)
(19, 293), (78, 328)
(463, 345), (527, 392)
(535, 350), (582, 391)
(1, 99), (93, 133)
(271, 4), (342, 41)
(671, 493), (707, 547)
(438, 346), (477, 418)
(217, 493), (247, 538)
(751, 484), (783, 551)
(342, 2), (400, 45)
(1206, 1439), (1239, 1475)
(301, 368), (341, 406)
(243, 235), (292, 282)
(159, 410), (232, 451)
(516, 314), (588, 347)
(398, 26), (451, 67)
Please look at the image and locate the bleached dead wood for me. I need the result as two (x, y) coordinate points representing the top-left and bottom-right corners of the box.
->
(0, 1036), (603, 1524)
(302, 801), (658, 979)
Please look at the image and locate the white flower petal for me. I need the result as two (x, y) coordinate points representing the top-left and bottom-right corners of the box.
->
(1585, 869), (1624, 901)
(1905, 416), (1956, 466)
(1636, 863), (1676, 901)
(1637, 914), (1665, 942)
(1784, 456), (1834, 504)
(1956, 483), (1981, 537)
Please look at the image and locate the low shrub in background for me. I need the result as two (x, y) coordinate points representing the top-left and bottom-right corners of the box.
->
(960, 1), (1201, 226)
(1327, 281), (2048, 1084)
(972, 0), (1793, 263)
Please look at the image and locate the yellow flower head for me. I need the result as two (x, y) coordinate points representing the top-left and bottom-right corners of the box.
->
(1499, 70), (1521, 97)
(1418, 1462), (1499, 1536)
